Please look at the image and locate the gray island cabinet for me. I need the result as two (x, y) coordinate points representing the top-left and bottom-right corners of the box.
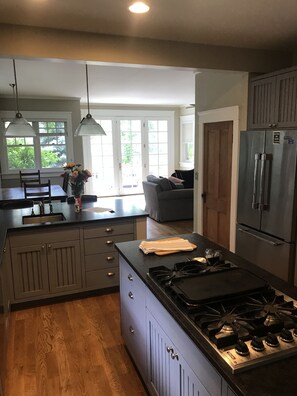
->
(8, 226), (81, 300)
(119, 256), (236, 396)
(0, 201), (147, 306)
(116, 234), (297, 396)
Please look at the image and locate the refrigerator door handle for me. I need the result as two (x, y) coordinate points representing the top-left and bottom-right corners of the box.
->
(259, 153), (269, 211)
(252, 153), (260, 209)
(238, 227), (284, 246)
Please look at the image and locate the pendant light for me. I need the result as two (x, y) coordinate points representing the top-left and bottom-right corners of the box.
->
(74, 64), (106, 136)
(5, 59), (36, 137)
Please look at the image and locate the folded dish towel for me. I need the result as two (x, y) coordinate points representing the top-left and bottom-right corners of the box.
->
(139, 237), (196, 255)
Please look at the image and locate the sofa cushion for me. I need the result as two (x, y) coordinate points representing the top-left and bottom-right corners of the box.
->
(146, 175), (172, 191)
(174, 169), (194, 189)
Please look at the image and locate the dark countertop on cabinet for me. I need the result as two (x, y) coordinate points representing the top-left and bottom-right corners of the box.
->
(0, 198), (148, 264)
(115, 233), (297, 396)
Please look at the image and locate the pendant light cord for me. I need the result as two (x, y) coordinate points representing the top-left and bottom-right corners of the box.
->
(85, 64), (90, 115)
(12, 59), (20, 114)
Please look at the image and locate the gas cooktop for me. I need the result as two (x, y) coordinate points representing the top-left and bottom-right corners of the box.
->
(148, 257), (297, 373)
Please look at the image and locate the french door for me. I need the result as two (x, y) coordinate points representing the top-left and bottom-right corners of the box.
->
(83, 112), (173, 196)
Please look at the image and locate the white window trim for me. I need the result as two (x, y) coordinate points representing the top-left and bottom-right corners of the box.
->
(0, 110), (74, 176)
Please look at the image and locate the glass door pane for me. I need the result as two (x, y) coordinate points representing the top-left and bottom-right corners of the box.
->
(147, 119), (168, 177)
(119, 119), (143, 195)
(89, 119), (117, 196)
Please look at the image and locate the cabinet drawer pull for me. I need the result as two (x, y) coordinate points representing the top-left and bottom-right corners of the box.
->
(48, 244), (52, 249)
(106, 240), (114, 246)
(106, 256), (115, 261)
(166, 346), (173, 353)
(129, 326), (135, 334)
(107, 272), (115, 277)
(105, 228), (113, 233)
(128, 274), (133, 281)
(128, 291), (134, 299)
(171, 352), (179, 361)
(41, 245), (45, 249)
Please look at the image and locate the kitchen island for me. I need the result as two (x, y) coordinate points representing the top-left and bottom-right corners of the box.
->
(116, 233), (297, 396)
(0, 198), (147, 308)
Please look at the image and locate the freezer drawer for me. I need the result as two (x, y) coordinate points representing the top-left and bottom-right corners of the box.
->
(236, 225), (293, 282)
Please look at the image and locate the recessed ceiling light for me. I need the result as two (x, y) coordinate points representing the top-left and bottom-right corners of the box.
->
(129, 1), (150, 14)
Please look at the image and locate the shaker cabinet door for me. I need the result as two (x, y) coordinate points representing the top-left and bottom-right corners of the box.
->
(11, 244), (50, 300)
(248, 77), (276, 129)
(47, 240), (82, 294)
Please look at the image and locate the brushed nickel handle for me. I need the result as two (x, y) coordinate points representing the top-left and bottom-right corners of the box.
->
(171, 352), (179, 360)
(166, 346), (173, 353)
(128, 274), (133, 281)
(107, 272), (115, 277)
(106, 256), (114, 261)
(105, 228), (113, 233)
(129, 326), (135, 334)
(128, 291), (134, 299)
(106, 240), (114, 246)
(48, 244), (52, 249)
(41, 245), (45, 249)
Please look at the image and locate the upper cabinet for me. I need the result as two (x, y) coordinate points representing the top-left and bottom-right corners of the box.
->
(248, 68), (297, 130)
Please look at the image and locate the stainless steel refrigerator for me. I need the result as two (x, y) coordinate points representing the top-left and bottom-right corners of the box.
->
(236, 130), (297, 283)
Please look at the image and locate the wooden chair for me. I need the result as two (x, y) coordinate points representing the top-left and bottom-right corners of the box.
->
(62, 172), (70, 193)
(19, 170), (41, 186)
(0, 199), (34, 209)
(67, 195), (97, 204)
(24, 180), (52, 202)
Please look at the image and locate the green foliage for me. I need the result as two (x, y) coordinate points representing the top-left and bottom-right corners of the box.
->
(7, 147), (35, 169)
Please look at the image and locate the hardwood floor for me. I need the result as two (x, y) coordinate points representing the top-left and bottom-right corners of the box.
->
(5, 218), (192, 396)
(146, 217), (193, 239)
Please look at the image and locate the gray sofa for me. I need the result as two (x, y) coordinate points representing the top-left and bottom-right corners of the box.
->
(142, 175), (193, 222)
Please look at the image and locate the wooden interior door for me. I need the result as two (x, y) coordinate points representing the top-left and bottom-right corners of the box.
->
(203, 121), (233, 249)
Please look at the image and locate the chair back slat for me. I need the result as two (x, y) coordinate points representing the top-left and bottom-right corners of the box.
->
(24, 180), (51, 202)
(20, 170), (41, 186)
(67, 195), (97, 203)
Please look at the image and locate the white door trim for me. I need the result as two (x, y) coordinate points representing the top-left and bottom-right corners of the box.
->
(194, 106), (239, 252)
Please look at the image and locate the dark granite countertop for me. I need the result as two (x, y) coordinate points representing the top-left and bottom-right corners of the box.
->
(0, 198), (148, 264)
(115, 233), (297, 396)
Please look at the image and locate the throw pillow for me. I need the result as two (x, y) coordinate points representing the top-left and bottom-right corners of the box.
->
(168, 175), (184, 185)
(146, 175), (172, 191)
(174, 169), (194, 189)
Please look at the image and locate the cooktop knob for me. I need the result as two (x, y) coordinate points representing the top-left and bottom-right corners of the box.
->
(235, 340), (249, 356)
(280, 328), (294, 343)
(265, 332), (279, 347)
(251, 336), (265, 352)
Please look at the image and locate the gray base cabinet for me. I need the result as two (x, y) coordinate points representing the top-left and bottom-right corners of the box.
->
(8, 228), (82, 302)
(119, 256), (238, 396)
(83, 221), (136, 290)
(119, 255), (146, 379)
(147, 310), (210, 396)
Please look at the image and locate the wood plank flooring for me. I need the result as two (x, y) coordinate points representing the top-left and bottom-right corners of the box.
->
(5, 218), (193, 396)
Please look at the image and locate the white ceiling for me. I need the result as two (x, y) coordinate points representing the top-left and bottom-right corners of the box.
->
(0, 59), (196, 106)
(1, 0), (297, 105)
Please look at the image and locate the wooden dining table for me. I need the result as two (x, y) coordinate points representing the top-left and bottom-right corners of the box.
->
(0, 185), (67, 204)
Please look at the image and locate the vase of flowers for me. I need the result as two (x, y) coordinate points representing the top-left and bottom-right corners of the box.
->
(62, 162), (92, 212)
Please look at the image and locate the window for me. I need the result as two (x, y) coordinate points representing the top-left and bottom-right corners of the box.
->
(0, 111), (73, 174)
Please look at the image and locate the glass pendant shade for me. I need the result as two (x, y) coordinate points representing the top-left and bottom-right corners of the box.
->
(75, 64), (106, 137)
(5, 112), (36, 137)
(5, 60), (36, 137)
(74, 113), (106, 136)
